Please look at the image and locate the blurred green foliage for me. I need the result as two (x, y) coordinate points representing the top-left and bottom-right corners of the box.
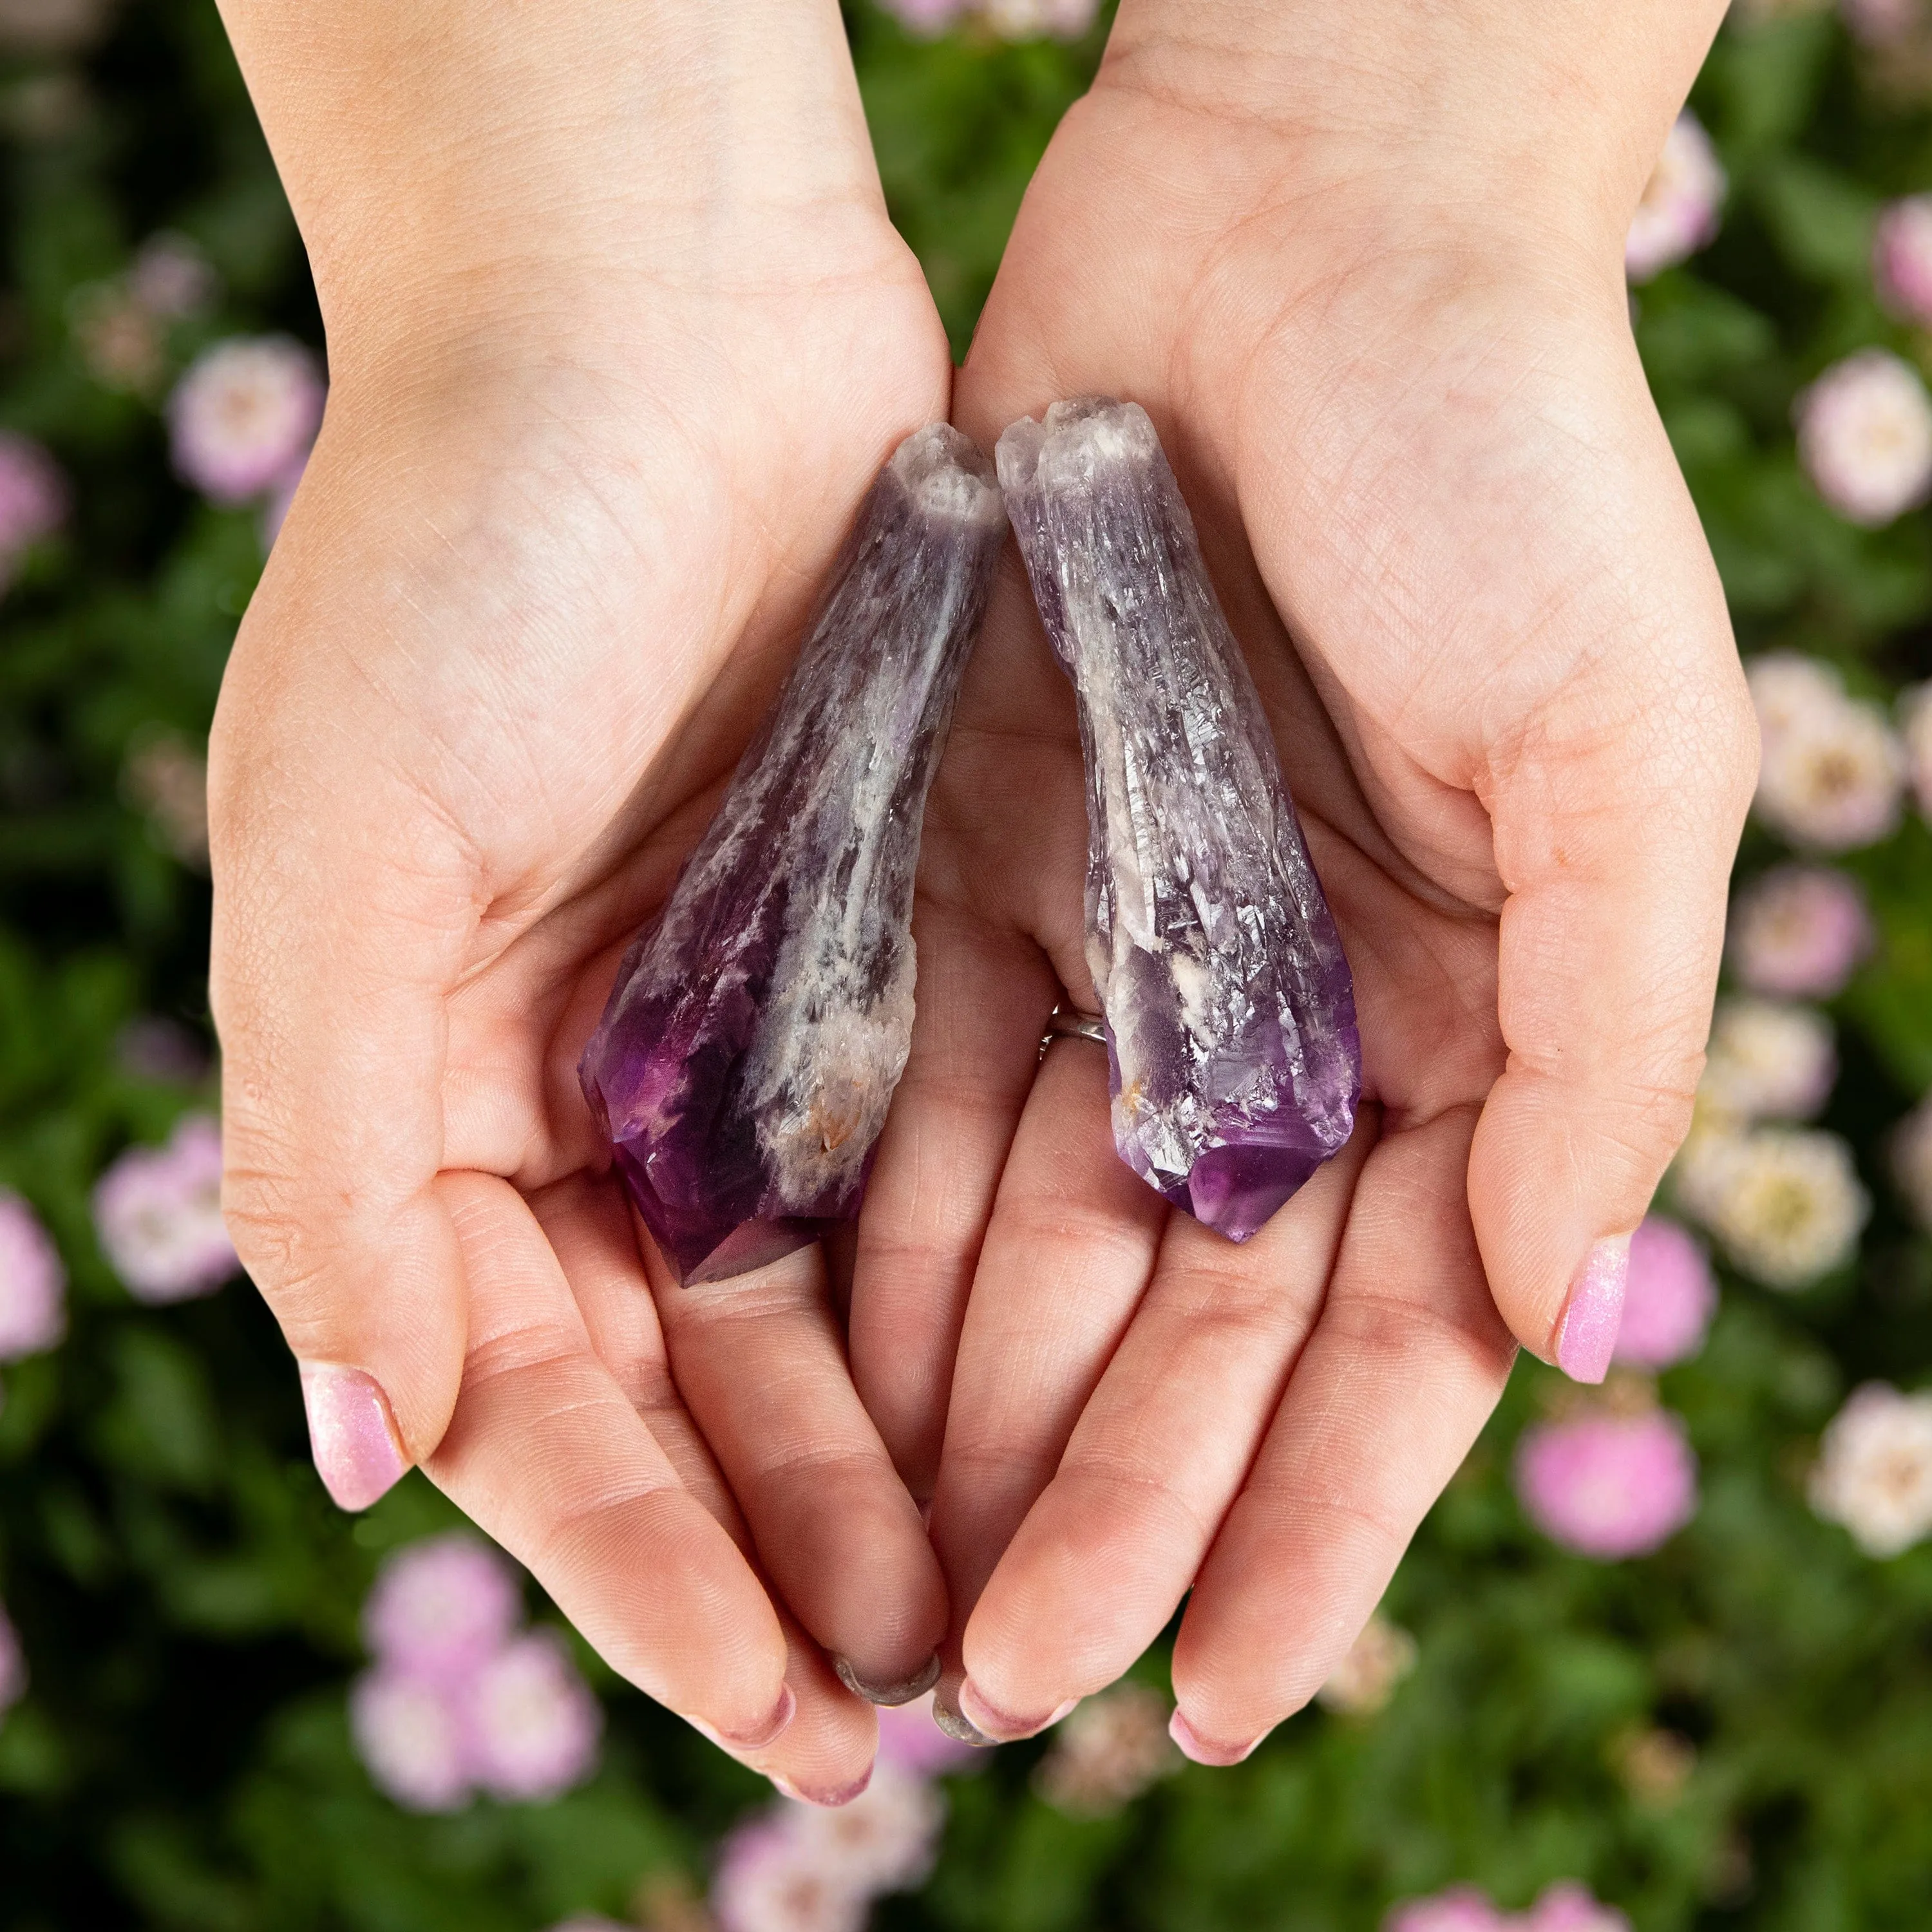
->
(0, 4), (1929, 1930)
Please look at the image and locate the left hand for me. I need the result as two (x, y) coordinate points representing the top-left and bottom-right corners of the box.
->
(844, 0), (1756, 1759)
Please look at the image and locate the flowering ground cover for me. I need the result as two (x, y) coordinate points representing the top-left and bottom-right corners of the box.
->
(3, 3), (1932, 1929)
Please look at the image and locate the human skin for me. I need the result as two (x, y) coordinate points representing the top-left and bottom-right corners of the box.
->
(207, 0), (957, 1797)
(846, 0), (1754, 1757)
(208, 0), (1756, 1791)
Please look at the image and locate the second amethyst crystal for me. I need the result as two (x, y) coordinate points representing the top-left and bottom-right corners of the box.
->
(996, 399), (1361, 1241)
(580, 426), (1007, 1283)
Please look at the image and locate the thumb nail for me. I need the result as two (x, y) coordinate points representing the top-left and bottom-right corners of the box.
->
(1555, 1235), (1630, 1385)
(299, 1362), (409, 1510)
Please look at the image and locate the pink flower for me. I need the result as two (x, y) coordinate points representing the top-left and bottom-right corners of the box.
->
(788, 1765), (944, 1894)
(1524, 1882), (1632, 1932)
(1385, 1887), (1510, 1932)
(167, 336), (323, 503)
(1515, 1410), (1698, 1559)
(129, 232), (218, 321)
(0, 1601), (24, 1720)
(1795, 348), (1932, 526)
(1727, 866), (1873, 998)
(351, 1539), (600, 1811)
(1700, 997), (1837, 1122)
(1875, 196), (1932, 327)
(350, 1667), (473, 1812)
(1613, 1218), (1716, 1370)
(712, 1817), (868, 1932)
(875, 1692), (980, 1774)
(1625, 113), (1725, 282)
(92, 1113), (238, 1304)
(0, 431), (66, 579)
(1842, 0), (1920, 44)
(363, 1533), (523, 1681)
(0, 1189), (65, 1359)
(468, 1629), (603, 1802)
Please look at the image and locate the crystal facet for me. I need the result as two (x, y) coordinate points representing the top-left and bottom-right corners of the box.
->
(996, 398), (1361, 1240)
(580, 426), (1006, 1283)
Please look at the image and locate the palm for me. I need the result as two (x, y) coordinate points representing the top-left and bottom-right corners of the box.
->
(215, 206), (958, 1788)
(848, 80), (1742, 1750)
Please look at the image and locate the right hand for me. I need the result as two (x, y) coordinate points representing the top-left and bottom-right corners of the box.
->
(209, 0), (953, 1799)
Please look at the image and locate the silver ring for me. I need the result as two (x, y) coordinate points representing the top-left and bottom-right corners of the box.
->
(1039, 1002), (1107, 1059)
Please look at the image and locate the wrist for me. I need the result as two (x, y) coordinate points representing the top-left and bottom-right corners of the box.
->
(1097, 0), (1729, 266)
(215, 0), (891, 368)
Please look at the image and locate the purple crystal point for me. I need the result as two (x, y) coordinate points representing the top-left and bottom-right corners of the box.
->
(996, 399), (1361, 1241)
(580, 426), (1007, 1283)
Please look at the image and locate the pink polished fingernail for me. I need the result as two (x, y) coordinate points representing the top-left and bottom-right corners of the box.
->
(1555, 1235), (1630, 1385)
(957, 1677), (1078, 1743)
(299, 1363), (408, 1511)
(1168, 1708), (1260, 1768)
(695, 1684), (797, 1754)
(772, 1763), (874, 1808)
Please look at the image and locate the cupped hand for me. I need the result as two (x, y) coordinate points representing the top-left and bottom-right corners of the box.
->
(847, 0), (1755, 1757)
(209, 0), (954, 1794)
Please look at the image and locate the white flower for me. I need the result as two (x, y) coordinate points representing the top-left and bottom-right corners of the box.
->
(1810, 1383), (1932, 1557)
(1627, 113), (1726, 281)
(1674, 1125), (1868, 1289)
(1032, 1683), (1181, 1815)
(1893, 1097), (1932, 1232)
(1903, 681), (1932, 819)
(1316, 1615), (1419, 1718)
(1748, 655), (1906, 851)
(979, 0), (1097, 37)
(1795, 349), (1932, 526)
(1700, 998), (1837, 1122)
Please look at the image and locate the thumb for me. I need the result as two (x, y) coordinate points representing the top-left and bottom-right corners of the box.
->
(1466, 610), (1756, 1381)
(211, 719), (473, 1510)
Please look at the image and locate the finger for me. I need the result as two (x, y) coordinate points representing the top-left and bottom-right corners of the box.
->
(848, 902), (1055, 1500)
(925, 1036), (1168, 1735)
(849, 554), (1091, 1497)
(211, 744), (473, 1511)
(651, 1236), (949, 1706)
(1467, 469), (1756, 1379)
(424, 1171), (803, 1755)
(1168, 1108), (1515, 1762)
(955, 1122), (1370, 1736)
(529, 1173), (876, 1800)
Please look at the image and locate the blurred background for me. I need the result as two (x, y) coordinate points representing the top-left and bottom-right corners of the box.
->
(3, 1), (1932, 1927)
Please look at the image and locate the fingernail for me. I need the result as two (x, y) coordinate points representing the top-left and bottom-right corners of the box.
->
(834, 1652), (942, 1707)
(298, 1363), (408, 1511)
(957, 1678), (1079, 1743)
(1555, 1235), (1630, 1385)
(772, 1763), (874, 1808)
(697, 1684), (797, 1754)
(930, 1689), (996, 1747)
(1168, 1708), (1260, 1767)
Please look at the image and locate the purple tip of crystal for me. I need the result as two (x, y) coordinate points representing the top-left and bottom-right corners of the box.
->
(580, 425), (1007, 1285)
(999, 399), (1361, 1242)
